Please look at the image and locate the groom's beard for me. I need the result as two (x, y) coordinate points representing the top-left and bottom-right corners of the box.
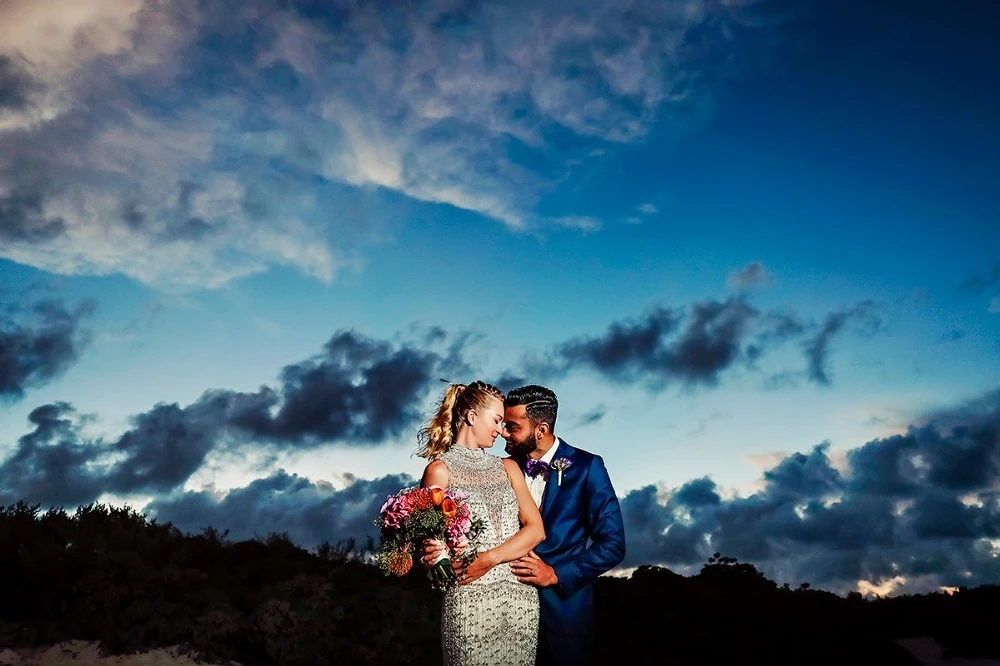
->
(505, 432), (537, 458)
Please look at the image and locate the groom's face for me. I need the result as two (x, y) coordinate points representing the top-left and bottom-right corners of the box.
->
(502, 404), (538, 458)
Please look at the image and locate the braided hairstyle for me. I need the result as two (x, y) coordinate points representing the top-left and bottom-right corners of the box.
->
(416, 380), (505, 458)
(504, 384), (558, 432)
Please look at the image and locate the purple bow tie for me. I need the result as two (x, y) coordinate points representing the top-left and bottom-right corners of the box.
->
(525, 459), (550, 478)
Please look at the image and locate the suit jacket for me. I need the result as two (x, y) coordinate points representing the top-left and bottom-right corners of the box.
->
(529, 438), (626, 636)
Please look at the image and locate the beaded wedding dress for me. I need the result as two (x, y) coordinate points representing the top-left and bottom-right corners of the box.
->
(438, 445), (539, 666)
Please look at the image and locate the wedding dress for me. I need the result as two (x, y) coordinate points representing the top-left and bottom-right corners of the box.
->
(438, 444), (539, 666)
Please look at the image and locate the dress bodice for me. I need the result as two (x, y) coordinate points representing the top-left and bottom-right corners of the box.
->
(437, 445), (521, 586)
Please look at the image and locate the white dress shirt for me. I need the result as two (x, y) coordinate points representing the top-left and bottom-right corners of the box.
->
(525, 438), (561, 507)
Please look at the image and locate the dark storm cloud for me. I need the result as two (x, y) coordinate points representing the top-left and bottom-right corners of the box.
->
(146, 470), (413, 548)
(543, 300), (762, 389)
(0, 298), (95, 400)
(492, 373), (529, 394)
(265, 331), (441, 443)
(804, 300), (882, 385)
(107, 401), (230, 494)
(619, 388), (1000, 593)
(524, 297), (881, 391)
(552, 306), (682, 383)
(0, 403), (106, 507)
(0, 54), (37, 111)
(0, 186), (67, 243)
(0, 329), (466, 506)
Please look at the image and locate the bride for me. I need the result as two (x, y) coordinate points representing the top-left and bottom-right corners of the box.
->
(416, 381), (545, 665)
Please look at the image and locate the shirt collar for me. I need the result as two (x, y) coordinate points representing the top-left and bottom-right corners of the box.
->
(538, 438), (561, 465)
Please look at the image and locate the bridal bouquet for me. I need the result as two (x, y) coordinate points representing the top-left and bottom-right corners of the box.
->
(375, 485), (485, 591)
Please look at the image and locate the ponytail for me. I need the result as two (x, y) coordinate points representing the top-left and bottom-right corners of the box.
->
(416, 383), (467, 458)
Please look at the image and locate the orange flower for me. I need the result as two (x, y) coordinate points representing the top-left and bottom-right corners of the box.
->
(386, 550), (413, 576)
(441, 498), (457, 519)
(410, 490), (432, 511)
(429, 486), (445, 507)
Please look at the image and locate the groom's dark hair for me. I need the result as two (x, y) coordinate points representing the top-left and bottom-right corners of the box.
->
(505, 385), (558, 431)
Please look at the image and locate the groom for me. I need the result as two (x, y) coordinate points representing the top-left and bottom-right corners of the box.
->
(501, 384), (626, 666)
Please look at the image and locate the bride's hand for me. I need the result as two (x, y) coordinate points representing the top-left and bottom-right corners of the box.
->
(419, 538), (446, 570)
(458, 549), (499, 586)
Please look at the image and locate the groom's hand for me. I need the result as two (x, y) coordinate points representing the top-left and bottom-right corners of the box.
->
(511, 550), (558, 588)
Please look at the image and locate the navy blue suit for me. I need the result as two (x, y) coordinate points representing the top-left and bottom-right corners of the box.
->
(527, 439), (626, 666)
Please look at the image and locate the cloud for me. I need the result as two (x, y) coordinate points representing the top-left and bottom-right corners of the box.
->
(618, 387), (1000, 594)
(0, 402), (106, 506)
(959, 262), (1000, 293)
(804, 300), (882, 385)
(540, 299), (759, 389)
(146, 470), (413, 548)
(0, 328), (468, 506)
(550, 215), (602, 233)
(575, 404), (608, 427)
(940, 329), (966, 342)
(685, 410), (729, 438)
(493, 373), (529, 395)
(0, 185), (66, 242)
(520, 296), (880, 391)
(727, 261), (774, 291)
(0, 297), (95, 400)
(960, 262), (1000, 314)
(624, 201), (661, 225)
(0, 0), (781, 290)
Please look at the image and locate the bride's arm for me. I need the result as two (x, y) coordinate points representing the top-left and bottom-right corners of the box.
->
(418, 460), (451, 568)
(420, 459), (449, 488)
(476, 458), (545, 567)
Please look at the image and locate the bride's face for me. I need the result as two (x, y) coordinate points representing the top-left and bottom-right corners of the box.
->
(468, 397), (505, 448)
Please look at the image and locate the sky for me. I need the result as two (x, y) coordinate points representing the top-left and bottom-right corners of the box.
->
(1, 0), (998, 597)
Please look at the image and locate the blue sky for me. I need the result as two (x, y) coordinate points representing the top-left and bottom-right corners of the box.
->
(1, 0), (998, 596)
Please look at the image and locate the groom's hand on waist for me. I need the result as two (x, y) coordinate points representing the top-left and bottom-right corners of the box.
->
(511, 550), (558, 588)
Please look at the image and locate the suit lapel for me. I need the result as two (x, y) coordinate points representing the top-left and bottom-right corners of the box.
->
(541, 439), (575, 519)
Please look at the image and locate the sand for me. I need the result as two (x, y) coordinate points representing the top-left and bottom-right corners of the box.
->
(896, 637), (1000, 666)
(0, 641), (240, 666)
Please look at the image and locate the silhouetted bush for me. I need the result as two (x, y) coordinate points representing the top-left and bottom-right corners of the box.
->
(3, 503), (999, 665)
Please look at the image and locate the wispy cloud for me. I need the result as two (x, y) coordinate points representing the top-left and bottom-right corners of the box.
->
(0, 0), (781, 290)
(575, 404), (608, 428)
(727, 261), (774, 291)
(804, 301), (882, 386)
(550, 215), (603, 233)
(959, 262), (1000, 314)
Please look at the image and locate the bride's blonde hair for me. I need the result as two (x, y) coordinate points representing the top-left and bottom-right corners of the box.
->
(416, 381), (504, 458)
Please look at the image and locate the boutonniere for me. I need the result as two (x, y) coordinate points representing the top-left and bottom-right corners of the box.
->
(550, 457), (573, 486)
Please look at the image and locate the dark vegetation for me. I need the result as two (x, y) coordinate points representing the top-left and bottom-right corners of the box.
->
(2, 502), (998, 665)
